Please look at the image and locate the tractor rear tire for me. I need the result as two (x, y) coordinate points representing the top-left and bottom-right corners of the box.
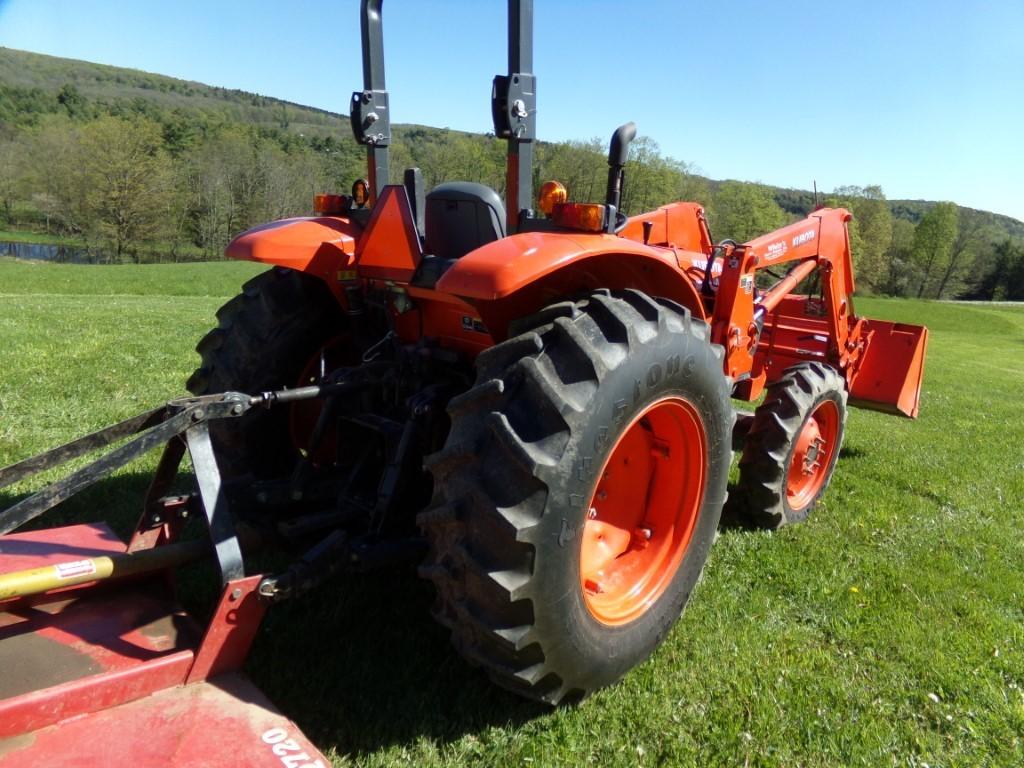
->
(419, 290), (733, 705)
(735, 362), (847, 528)
(186, 267), (346, 479)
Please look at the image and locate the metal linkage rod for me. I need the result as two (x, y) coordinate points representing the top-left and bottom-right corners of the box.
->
(0, 406), (199, 535)
(0, 406), (167, 491)
(0, 388), (328, 538)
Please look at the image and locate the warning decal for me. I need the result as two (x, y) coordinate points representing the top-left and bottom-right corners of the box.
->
(54, 559), (98, 580)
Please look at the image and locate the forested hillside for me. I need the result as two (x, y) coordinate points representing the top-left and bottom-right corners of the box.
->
(1, 47), (1021, 300)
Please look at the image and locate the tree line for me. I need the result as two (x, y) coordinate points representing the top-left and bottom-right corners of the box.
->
(0, 83), (1020, 300)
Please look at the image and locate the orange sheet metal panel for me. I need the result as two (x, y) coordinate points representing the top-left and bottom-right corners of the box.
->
(355, 185), (423, 282)
(224, 216), (358, 282)
(619, 202), (713, 252)
(849, 319), (928, 418)
(436, 231), (692, 301)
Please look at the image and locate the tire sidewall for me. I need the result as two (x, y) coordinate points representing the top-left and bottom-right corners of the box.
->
(191, 267), (347, 479)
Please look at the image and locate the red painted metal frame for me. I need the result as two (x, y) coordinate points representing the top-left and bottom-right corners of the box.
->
(187, 575), (267, 683)
(0, 650), (194, 740)
(0, 524), (293, 763)
(0, 673), (330, 767)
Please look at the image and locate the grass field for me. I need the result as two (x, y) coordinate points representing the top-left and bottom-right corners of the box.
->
(0, 228), (87, 247)
(1, 257), (1022, 767)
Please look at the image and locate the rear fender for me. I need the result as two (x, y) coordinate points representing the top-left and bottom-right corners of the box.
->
(225, 216), (361, 297)
(435, 232), (707, 340)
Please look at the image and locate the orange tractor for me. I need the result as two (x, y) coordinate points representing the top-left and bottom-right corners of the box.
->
(0, 0), (927, 748)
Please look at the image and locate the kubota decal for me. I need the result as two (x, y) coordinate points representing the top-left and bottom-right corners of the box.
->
(791, 229), (816, 247)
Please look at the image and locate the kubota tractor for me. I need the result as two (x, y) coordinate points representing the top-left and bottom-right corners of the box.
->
(0, 1), (927, 746)
(184, 0), (927, 703)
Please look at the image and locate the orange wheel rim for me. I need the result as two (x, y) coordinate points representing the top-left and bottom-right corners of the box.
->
(579, 396), (707, 626)
(786, 399), (840, 510)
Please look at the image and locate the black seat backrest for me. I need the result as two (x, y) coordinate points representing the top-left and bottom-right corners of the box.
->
(424, 182), (507, 260)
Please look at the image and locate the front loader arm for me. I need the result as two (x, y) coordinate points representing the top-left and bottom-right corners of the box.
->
(711, 207), (926, 417)
(711, 208), (856, 380)
(711, 208), (861, 397)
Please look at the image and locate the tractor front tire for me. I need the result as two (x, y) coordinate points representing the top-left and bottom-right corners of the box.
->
(186, 267), (346, 479)
(419, 290), (733, 704)
(735, 362), (848, 528)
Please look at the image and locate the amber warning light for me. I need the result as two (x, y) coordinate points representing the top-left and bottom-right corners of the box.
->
(351, 179), (370, 208)
(538, 180), (567, 215)
(553, 203), (607, 233)
(313, 194), (346, 216)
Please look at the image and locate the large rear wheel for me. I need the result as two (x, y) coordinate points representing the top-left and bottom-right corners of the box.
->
(419, 290), (733, 704)
(186, 267), (347, 479)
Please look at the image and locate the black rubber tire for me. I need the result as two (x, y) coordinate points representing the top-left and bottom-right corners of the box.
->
(186, 267), (346, 478)
(418, 290), (734, 705)
(735, 362), (848, 529)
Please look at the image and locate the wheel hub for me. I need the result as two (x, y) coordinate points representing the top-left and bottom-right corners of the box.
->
(786, 399), (840, 510)
(579, 397), (707, 626)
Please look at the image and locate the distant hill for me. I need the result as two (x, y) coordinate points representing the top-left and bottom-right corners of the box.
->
(1, 46), (1022, 248)
(769, 184), (1024, 240)
(0, 47), (348, 138)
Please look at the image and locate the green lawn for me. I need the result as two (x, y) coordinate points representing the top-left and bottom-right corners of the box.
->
(0, 228), (87, 247)
(1, 257), (1022, 767)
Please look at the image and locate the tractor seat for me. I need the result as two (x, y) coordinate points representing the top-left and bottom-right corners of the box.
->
(424, 182), (506, 260)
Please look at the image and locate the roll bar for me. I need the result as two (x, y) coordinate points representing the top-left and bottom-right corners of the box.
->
(350, 0), (537, 232)
(492, 1), (536, 232)
(350, 0), (390, 202)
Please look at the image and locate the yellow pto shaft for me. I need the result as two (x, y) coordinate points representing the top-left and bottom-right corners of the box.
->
(0, 538), (209, 602)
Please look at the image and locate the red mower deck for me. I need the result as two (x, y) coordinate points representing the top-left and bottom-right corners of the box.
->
(0, 524), (329, 767)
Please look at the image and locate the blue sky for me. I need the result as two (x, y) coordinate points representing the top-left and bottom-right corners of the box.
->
(1, 0), (1022, 221)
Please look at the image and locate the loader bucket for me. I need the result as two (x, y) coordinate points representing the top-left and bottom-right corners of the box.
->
(849, 318), (928, 418)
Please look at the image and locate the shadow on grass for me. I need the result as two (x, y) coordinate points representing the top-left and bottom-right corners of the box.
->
(839, 444), (867, 460)
(718, 483), (765, 532)
(0, 472), (549, 758)
(248, 569), (549, 758)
